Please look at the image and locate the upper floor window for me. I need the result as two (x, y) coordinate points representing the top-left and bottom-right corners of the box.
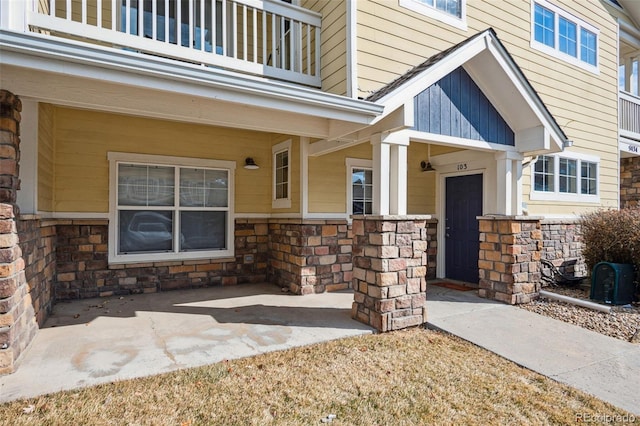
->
(531, 1), (599, 72)
(108, 153), (235, 264)
(346, 158), (373, 216)
(531, 153), (599, 202)
(272, 140), (291, 209)
(399, 0), (467, 31)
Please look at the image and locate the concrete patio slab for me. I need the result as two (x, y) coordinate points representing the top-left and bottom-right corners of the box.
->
(0, 283), (374, 403)
(426, 285), (640, 416)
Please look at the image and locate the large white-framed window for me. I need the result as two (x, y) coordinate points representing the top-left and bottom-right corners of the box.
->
(346, 158), (373, 216)
(108, 152), (235, 264)
(531, 0), (599, 73)
(530, 152), (599, 203)
(272, 139), (291, 209)
(399, 0), (467, 31)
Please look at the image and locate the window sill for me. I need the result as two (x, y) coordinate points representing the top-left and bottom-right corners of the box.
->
(108, 249), (235, 265)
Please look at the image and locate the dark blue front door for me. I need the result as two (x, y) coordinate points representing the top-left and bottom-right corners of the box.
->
(445, 174), (483, 284)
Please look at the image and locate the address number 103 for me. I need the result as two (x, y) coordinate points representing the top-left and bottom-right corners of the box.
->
(456, 163), (468, 171)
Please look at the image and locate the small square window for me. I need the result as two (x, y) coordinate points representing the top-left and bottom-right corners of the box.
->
(534, 4), (555, 48)
(558, 17), (577, 57)
(580, 28), (597, 66)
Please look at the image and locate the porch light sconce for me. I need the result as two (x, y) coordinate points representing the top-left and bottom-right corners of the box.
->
(244, 157), (259, 170)
(563, 140), (573, 148)
(421, 160), (436, 172)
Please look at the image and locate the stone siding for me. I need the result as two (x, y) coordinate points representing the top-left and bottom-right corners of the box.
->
(16, 216), (56, 325)
(540, 219), (586, 280)
(0, 204), (38, 374)
(268, 219), (353, 294)
(351, 216), (434, 332)
(621, 157), (640, 209)
(478, 216), (542, 304)
(55, 219), (269, 299)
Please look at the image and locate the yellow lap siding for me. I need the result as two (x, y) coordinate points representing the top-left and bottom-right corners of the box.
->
(37, 103), (55, 212)
(51, 106), (279, 214)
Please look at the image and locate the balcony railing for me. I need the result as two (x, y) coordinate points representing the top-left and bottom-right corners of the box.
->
(620, 91), (640, 139)
(6, 0), (321, 87)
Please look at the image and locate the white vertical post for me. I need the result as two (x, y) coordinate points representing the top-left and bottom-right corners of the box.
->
(494, 152), (512, 215)
(371, 134), (390, 216)
(16, 100), (38, 214)
(625, 57), (633, 93)
(389, 142), (408, 215)
(300, 137), (309, 218)
(495, 151), (524, 215)
(1, 0), (29, 31)
(514, 158), (523, 215)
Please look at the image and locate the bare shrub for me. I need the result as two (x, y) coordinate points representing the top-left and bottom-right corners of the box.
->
(580, 209), (640, 273)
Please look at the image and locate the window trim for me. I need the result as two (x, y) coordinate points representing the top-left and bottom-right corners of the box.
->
(399, 0), (467, 31)
(272, 139), (292, 209)
(108, 152), (236, 264)
(530, 152), (600, 203)
(530, 0), (599, 74)
(346, 158), (373, 216)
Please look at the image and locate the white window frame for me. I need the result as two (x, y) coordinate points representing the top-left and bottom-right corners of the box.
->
(530, 152), (600, 203)
(346, 158), (373, 216)
(108, 152), (235, 264)
(399, 0), (467, 31)
(272, 139), (292, 209)
(530, 0), (599, 74)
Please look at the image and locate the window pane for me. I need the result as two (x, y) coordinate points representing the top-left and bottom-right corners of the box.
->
(534, 156), (554, 192)
(581, 161), (597, 195)
(118, 164), (174, 206)
(352, 167), (373, 214)
(180, 211), (226, 251)
(580, 28), (597, 66)
(119, 210), (173, 253)
(559, 17), (577, 57)
(180, 168), (228, 207)
(534, 4), (555, 48)
(559, 158), (577, 193)
(275, 149), (289, 200)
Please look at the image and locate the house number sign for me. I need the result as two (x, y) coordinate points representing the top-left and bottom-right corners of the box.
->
(456, 163), (468, 171)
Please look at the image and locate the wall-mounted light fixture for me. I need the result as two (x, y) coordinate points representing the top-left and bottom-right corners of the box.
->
(244, 157), (259, 170)
(563, 140), (573, 148)
(421, 145), (436, 172)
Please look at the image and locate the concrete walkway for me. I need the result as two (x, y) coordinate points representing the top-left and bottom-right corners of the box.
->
(0, 283), (374, 402)
(426, 285), (640, 416)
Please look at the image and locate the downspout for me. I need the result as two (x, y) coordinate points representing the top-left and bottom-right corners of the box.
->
(346, 0), (357, 99)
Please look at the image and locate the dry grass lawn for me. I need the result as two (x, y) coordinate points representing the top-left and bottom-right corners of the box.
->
(0, 329), (631, 425)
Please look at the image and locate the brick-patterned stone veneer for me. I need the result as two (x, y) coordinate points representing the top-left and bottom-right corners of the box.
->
(17, 216), (56, 325)
(268, 219), (352, 294)
(621, 157), (640, 209)
(478, 216), (542, 304)
(0, 205), (38, 374)
(540, 219), (586, 281)
(351, 216), (434, 332)
(55, 219), (269, 299)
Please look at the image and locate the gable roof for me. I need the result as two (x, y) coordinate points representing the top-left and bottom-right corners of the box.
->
(365, 28), (568, 154)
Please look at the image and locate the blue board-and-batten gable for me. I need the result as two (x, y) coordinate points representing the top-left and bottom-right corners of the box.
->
(414, 67), (515, 146)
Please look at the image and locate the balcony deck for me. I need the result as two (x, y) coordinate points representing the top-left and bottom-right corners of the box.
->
(3, 0), (321, 87)
(620, 91), (640, 141)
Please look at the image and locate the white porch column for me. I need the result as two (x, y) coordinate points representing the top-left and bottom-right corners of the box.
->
(16, 99), (38, 214)
(625, 57), (634, 93)
(0, 0), (33, 32)
(371, 132), (410, 215)
(371, 133), (390, 215)
(494, 151), (524, 215)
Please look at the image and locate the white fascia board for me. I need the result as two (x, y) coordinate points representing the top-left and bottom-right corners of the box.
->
(0, 30), (382, 124)
(369, 34), (488, 125)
